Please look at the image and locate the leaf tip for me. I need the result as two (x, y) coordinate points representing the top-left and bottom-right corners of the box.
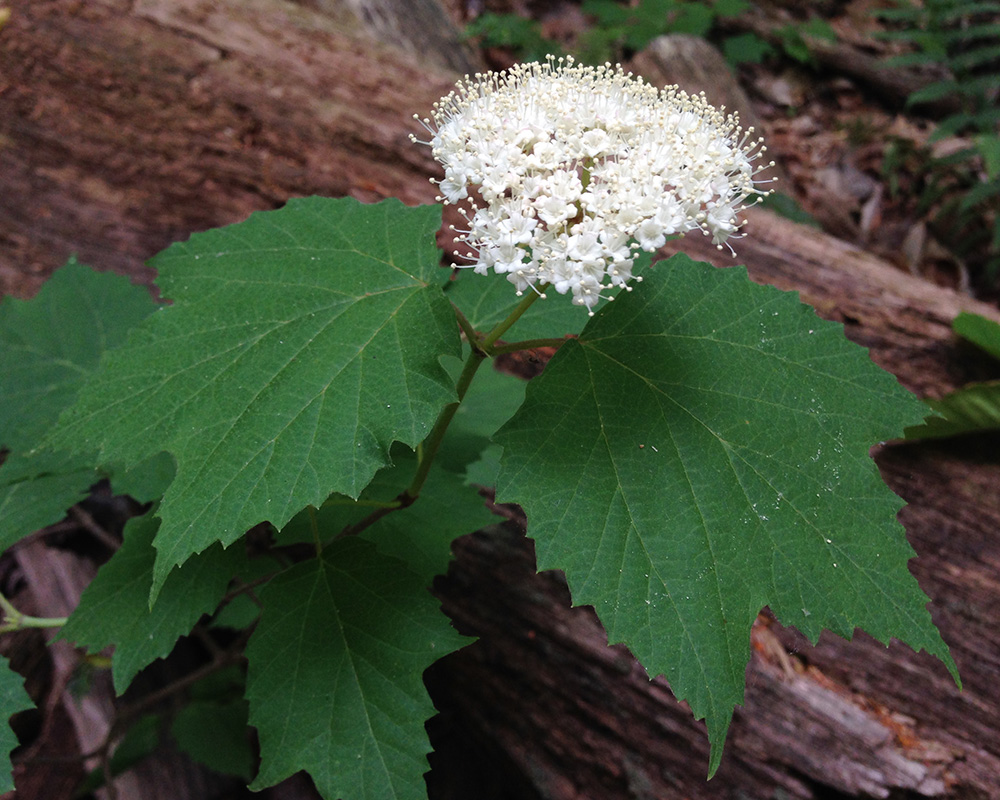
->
(703, 708), (734, 780)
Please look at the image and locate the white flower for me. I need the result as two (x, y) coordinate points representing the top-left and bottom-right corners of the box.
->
(413, 57), (772, 314)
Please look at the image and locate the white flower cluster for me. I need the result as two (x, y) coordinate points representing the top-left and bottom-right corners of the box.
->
(414, 57), (771, 313)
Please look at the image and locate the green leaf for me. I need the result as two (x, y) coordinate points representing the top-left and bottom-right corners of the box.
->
(46, 198), (461, 599)
(776, 26), (812, 64)
(722, 32), (775, 65)
(61, 510), (246, 693)
(462, 13), (561, 61)
(886, 50), (947, 68)
(713, 0), (750, 18)
(0, 656), (32, 794)
(172, 699), (254, 780)
(911, 76), (999, 106)
(936, 1), (1000, 20)
(904, 381), (1000, 439)
(246, 539), (468, 800)
(948, 42), (1000, 71)
(953, 311), (1000, 360)
(465, 443), (504, 487)
(976, 134), (1000, 179)
(624, 0), (673, 49)
(0, 260), (157, 549)
(0, 450), (100, 551)
(494, 253), (958, 775)
(960, 177), (1000, 213)
(801, 17), (837, 42)
(445, 271), (585, 341)
(667, 4), (714, 38)
(280, 447), (494, 584)
(0, 259), (155, 452)
(581, 0), (632, 27)
(109, 451), (176, 503)
(939, 22), (1000, 45)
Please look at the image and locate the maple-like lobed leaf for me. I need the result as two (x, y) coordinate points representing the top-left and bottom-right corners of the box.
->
(45, 198), (462, 598)
(246, 538), (468, 800)
(495, 253), (958, 774)
(0, 261), (158, 550)
(60, 510), (247, 693)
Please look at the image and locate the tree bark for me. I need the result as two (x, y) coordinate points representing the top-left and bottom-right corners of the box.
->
(2, 1), (1000, 798)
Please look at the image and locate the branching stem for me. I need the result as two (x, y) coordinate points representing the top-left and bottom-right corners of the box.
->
(335, 289), (545, 540)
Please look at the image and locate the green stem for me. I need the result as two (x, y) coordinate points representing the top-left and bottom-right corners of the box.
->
(481, 286), (546, 349)
(0, 593), (68, 633)
(336, 501), (407, 539)
(452, 302), (482, 353)
(403, 347), (486, 502)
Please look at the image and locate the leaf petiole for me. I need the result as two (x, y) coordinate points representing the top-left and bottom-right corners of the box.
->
(0, 593), (68, 633)
(480, 285), (546, 348)
(452, 302), (481, 352)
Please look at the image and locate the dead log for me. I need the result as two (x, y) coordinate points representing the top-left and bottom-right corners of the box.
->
(0, 0), (462, 297)
(2, 1), (1000, 798)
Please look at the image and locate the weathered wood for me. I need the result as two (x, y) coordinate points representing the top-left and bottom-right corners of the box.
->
(0, 0), (458, 297)
(2, 1), (1000, 798)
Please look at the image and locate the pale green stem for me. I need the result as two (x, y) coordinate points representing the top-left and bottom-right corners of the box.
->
(0, 592), (67, 633)
(481, 287), (546, 349)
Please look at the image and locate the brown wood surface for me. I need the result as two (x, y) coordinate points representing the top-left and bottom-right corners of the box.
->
(2, 1), (1000, 798)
